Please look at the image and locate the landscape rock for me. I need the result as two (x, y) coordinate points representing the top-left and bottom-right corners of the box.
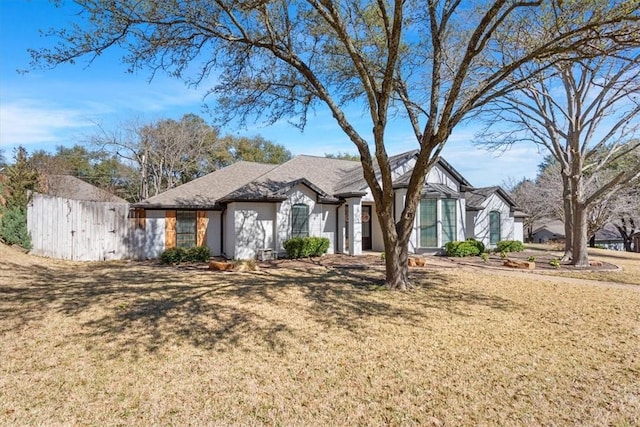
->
(408, 257), (426, 267)
(503, 259), (535, 270)
(209, 260), (235, 271)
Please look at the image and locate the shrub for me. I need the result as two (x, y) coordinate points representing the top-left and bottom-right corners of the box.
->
(0, 207), (32, 250)
(160, 246), (211, 264)
(187, 246), (211, 262)
(160, 247), (186, 264)
(283, 237), (330, 258)
(527, 256), (536, 262)
(466, 238), (485, 254)
(444, 240), (482, 257)
(496, 240), (525, 253)
(549, 258), (560, 268)
(481, 252), (489, 262)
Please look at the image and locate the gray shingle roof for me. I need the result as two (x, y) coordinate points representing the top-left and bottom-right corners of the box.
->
(134, 151), (476, 208)
(222, 155), (362, 201)
(41, 175), (127, 203)
(465, 186), (518, 210)
(135, 161), (277, 208)
(392, 156), (473, 189)
(422, 183), (460, 198)
(336, 150), (418, 193)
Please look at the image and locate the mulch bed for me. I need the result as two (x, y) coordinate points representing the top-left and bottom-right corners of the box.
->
(448, 249), (619, 272)
(158, 249), (618, 273)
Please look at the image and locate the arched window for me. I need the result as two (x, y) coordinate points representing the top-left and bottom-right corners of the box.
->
(489, 211), (501, 245)
(291, 204), (309, 238)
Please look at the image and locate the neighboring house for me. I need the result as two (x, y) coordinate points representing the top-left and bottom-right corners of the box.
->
(531, 219), (566, 244)
(134, 150), (524, 260)
(39, 175), (127, 203)
(532, 219), (627, 250)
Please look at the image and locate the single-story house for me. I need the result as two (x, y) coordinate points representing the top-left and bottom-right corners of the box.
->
(532, 219), (629, 251)
(531, 219), (566, 244)
(39, 174), (128, 203)
(134, 150), (525, 260)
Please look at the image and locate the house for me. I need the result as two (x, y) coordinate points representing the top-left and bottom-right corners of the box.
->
(531, 219), (566, 244)
(134, 150), (524, 259)
(39, 175), (127, 203)
(532, 219), (629, 250)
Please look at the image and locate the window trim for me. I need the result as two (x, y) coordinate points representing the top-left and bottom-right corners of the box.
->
(441, 198), (457, 246)
(419, 198), (438, 248)
(176, 210), (197, 248)
(291, 203), (309, 238)
(489, 210), (501, 245)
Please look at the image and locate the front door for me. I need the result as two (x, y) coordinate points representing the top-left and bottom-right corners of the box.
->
(362, 205), (372, 250)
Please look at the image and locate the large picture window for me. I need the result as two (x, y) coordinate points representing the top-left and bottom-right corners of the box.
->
(489, 210), (501, 245)
(419, 199), (437, 247)
(442, 199), (457, 245)
(176, 211), (197, 248)
(291, 204), (309, 238)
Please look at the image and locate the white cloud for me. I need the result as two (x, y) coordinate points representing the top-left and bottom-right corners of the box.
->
(0, 100), (95, 146)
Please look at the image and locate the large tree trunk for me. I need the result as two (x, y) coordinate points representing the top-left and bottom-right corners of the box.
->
(561, 173), (573, 262)
(570, 170), (590, 267)
(384, 241), (410, 290)
(376, 194), (412, 290)
(572, 204), (590, 267)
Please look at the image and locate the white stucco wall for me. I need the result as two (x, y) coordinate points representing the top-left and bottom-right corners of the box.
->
(425, 164), (460, 192)
(225, 184), (339, 260)
(144, 210), (166, 259)
(369, 203), (385, 252)
(232, 202), (275, 260)
(513, 218), (524, 243)
(472, 193), (515, 248)
(224, 204), (236, 258)
(206, 211), (222, 256)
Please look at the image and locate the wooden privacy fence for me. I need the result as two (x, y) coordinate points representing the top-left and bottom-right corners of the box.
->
(27, 193), (142, 261)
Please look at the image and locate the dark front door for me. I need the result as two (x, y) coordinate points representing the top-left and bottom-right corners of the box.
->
(362, 205), (372, 250)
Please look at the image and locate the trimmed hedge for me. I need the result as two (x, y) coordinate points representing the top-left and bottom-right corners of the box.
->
(283, 237), (330, 259)
(444, 239), (484, 257)
(496, 240), (525, 253)
(160, 246), (211, 264)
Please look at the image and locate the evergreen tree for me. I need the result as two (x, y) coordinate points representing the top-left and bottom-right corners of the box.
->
(0, 147), (39, 249)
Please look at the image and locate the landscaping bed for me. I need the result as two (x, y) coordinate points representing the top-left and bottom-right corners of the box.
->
(448, 248), (619, 272)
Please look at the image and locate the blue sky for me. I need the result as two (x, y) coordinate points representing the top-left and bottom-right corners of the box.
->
(0, 0), (546, 187)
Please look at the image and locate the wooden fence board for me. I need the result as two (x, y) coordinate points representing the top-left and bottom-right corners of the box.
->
(27, 193), (138, 261)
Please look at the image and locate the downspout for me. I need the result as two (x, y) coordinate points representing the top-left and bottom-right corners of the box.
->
(335, 202), (346, 254)
(220, 205), (226, 259)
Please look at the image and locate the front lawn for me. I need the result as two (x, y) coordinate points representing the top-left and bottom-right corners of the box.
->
(1, 244), (638, 425)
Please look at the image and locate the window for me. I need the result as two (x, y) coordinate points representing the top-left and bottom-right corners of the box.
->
(442, 199), (456, 245)
(489, 211), (501, 245)
(291, 204), (309, 238)
(419, 199), (437, 247)
(176, 211), (197, 248)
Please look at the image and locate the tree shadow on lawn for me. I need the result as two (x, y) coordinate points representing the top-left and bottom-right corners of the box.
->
(0, 260), (518, 357)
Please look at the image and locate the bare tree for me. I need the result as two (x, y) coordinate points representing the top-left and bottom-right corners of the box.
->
(92, 115), (219, 199)
(505, 177), (547, 241)
(478, 46), (640, 266)
(31, 0), (639, 287)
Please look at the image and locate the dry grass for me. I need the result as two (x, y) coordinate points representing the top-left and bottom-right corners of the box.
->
(1, 244), (639, 426)
(564, 248), (640, 286)
(523, 245), (640, 286)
